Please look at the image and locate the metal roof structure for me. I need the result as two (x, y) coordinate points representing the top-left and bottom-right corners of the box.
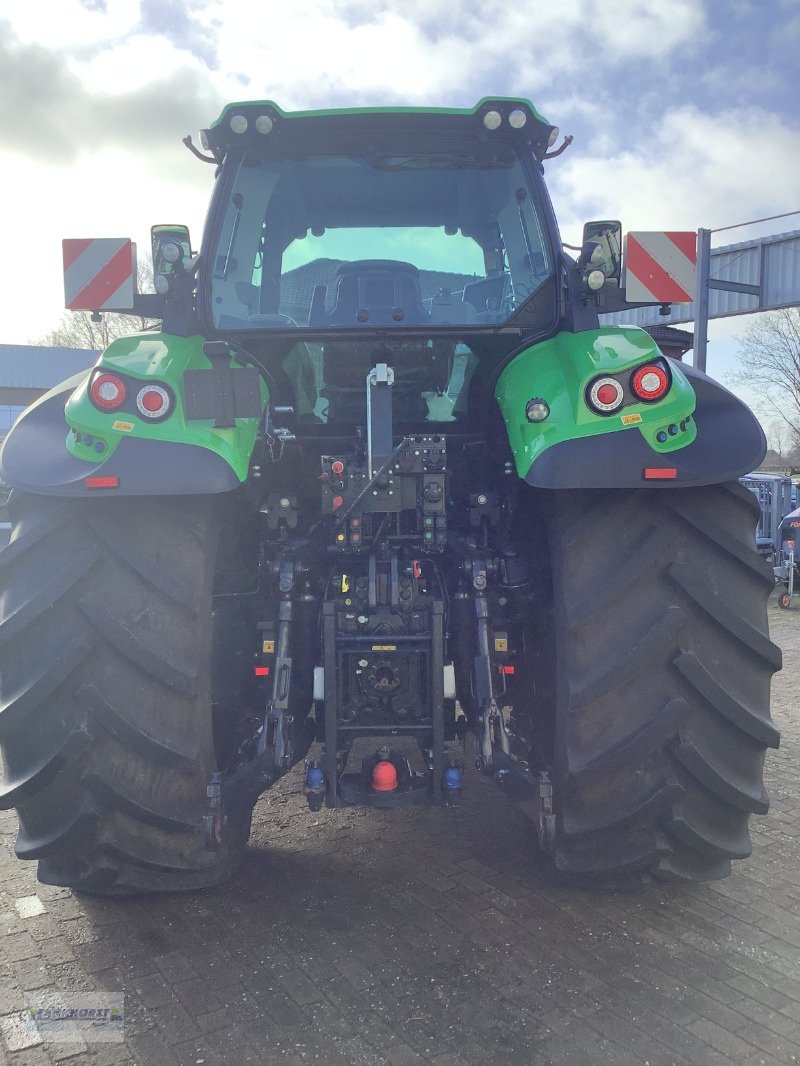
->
(0, 345), (97, 389)
(601, 228), (800, 330)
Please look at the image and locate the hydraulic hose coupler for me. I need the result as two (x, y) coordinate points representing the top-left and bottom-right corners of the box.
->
(304, 760), (326, 812)
(443, 764), (463, 806)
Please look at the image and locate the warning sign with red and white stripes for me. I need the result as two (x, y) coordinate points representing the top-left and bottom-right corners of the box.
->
(62, 238), (136, 311)
(624, 231), (697, 303)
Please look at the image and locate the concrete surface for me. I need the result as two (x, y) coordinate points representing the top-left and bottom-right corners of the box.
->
(0, 600), (799, 1065)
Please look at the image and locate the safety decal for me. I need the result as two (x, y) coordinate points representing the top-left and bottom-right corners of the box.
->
(625, 231), (696, 303)
(63, 238), (136, 311)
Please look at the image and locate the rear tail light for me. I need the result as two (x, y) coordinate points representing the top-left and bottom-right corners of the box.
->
(135, 384), (173, 421)
(643, 468), (677, 480)
(90, 373), (126, 411)
(587, 376), (625, 414)
(631, 363), (670, 402)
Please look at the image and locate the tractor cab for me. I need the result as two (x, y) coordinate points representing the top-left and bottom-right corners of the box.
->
(198, 100), (560, 339)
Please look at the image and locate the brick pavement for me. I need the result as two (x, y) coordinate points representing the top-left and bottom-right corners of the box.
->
(1, 599), (799, 1065)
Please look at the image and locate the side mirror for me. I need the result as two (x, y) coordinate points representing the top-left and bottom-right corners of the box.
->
(151, 224), (192, 277)
(580, 220), (622, 285)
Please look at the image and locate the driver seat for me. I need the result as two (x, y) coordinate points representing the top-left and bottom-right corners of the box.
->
(326, 260), (429, 326)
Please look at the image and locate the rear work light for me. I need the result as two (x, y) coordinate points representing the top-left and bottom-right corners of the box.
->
(90, 373), (126, 411)
(136, 384), (173, 421)
(587, 376), (625, 414)
(631, 363), (670, 402)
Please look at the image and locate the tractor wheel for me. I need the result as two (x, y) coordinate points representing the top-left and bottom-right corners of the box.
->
(0, 490), (262, 895)
(779, 591), (791, 609)
(542, 481), (781, 882)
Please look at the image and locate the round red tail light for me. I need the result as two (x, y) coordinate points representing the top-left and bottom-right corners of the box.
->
(90, 373), (126, 411)
(631, 363), (670, 402)
(587, 376), (624, 414)
(135, 385), (172, 420)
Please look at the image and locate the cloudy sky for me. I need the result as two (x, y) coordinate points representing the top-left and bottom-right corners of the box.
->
(2, 0), (799, 418)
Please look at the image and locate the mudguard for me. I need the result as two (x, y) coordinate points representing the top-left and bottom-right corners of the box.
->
(0, 334), (267, 497)
(495, 327), (765, 489)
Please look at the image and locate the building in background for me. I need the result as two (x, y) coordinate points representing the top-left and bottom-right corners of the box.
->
(642, 325), (694, 361)
(0, 345), (98, 443)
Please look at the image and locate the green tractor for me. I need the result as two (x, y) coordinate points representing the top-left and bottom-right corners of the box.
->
(0, 99), (780, 894)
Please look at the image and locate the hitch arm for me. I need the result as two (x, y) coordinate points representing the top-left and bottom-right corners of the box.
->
(259, 560), (296, 775)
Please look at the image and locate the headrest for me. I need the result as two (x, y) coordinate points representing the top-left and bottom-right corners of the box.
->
(335, 260), (419, 277)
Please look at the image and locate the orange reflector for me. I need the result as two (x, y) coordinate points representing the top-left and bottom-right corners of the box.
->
(372, 760), (398, 792)
(254, 666), (270, 677)
(643, 468), (677, 480)
(84, 475), (119, 489)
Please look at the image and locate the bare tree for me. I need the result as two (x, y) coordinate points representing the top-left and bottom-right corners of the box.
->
(30, 254), (157, 351)
(729, 308), (800, 449)
(768, 420), (787, 460)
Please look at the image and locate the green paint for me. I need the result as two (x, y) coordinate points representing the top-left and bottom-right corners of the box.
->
(64, 333), (268, 481)
(495, 327), (697, 478)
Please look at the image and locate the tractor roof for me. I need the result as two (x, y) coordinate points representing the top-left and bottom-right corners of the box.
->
(201, 98), (557, 160)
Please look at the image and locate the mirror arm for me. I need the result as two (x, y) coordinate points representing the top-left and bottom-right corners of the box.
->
(543, 134), (574, 160)
(182, 135), (218, 165)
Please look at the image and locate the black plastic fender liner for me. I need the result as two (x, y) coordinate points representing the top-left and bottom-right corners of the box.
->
(0, 374), (241, 497)
(524, 363), (766, 490)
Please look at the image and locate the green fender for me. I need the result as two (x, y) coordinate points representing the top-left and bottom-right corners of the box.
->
(0, 333), (268, 497)
(495, 326), (766, 489)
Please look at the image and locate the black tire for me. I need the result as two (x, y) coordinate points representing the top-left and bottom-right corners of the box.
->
(543, 481), (781, 882)
(0, 490), (258, 895)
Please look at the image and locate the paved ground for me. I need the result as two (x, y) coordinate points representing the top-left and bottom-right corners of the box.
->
(1, 599), (799, 1066)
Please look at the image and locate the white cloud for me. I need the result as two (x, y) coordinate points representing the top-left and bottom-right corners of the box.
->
(0, 145), (210, 343)
(550, 105), (800, 244)
(0, 0), (795, 359)
(71, 34), (207, 95)
(203, 0), (707, 104)
(7, 0), (141, 50)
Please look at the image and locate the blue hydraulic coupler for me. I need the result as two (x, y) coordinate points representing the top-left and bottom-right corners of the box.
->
(443, 765), (463, 805)
(304, 761), (326, 812)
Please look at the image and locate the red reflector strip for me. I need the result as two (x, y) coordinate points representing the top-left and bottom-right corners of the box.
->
(84, 476), (119, 489)
(254, 666), (270, 676)
(502, 665), (516, 675)
(643, 468), (677, 480)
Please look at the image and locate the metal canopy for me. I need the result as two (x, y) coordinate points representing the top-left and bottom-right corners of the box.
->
(601, 228), (800, 330)
(0, 345), (97, 390)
